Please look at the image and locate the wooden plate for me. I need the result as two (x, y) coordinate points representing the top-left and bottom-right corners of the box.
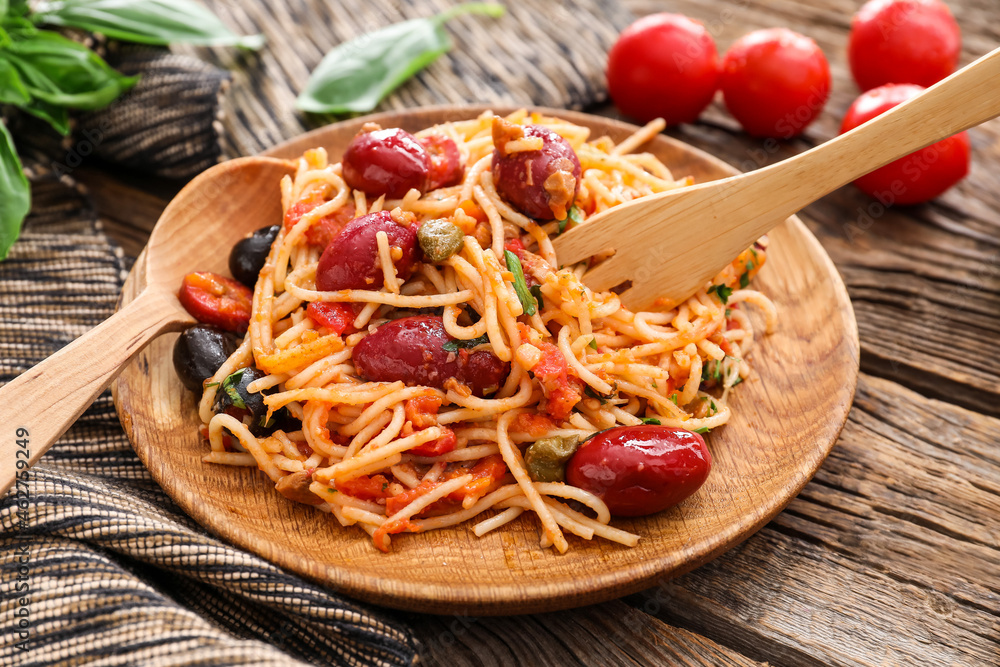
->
(112, 106), (859, 615)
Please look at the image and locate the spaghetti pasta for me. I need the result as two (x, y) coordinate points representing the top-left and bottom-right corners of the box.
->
(194, 110), (776, 553)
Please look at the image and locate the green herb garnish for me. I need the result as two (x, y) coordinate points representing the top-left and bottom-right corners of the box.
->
(739, 261), (753, 289)
(707, 283), (733, 304)
(584, 386), (609, 405)
(442, 332), (490, 353)
(556, 205), (583, 234)
(588, 337), (598, 350)
(669, 394), (678, 405)
(296, 3), (505, 114)
(693, 427), (710, 434)
(220, 368), (247, 409)
(504, 249), (537, 316)
(529, 284), (544, 310)
(641, 417), (661, 425)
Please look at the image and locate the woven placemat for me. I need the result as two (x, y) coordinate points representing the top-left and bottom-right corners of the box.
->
(0, 1), (633, 664)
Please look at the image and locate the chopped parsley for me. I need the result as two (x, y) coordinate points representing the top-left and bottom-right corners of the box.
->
(651, 380), (658, 389)
(556, 205), (583, 234)
(693, 427), (710, 434)
(707, 283), (733, 304)
(739, 261), (753, 289)
(731, 376), (744, 387)
(588, 337), (598, 350)
(442, 333), (490, 353)
(504, 250), (537, 316)
(669, 394), (678, 405)
(204, 381), (220, 389)
(584, 386), (609, 405)
(725, 308), (732, 318)
(641, 417), (661, 425)
(382, 482), (389, 491)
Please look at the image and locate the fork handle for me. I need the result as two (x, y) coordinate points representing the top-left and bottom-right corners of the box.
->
(746, 46), (1000, 219)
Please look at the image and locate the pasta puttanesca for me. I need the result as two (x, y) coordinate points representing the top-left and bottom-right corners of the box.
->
(197, 110), (777, 553)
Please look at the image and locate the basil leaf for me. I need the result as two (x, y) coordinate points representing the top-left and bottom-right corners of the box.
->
(0, 58), (31, 106)
(296, 3), (505, 114)
(442, 332), (490, 353)
(557, 205), (582, 234)
(6, 30), (138, 110)
(641, 417), (661, 425)
(0, 121), (30, 261)
(0, 0), (9, 18)
(220, 368), (247, 410)
(504, 249), (537, 317)
(31, 0), (264, 49)
(693, 427), (710, 434)
(20, 98), (70, 134)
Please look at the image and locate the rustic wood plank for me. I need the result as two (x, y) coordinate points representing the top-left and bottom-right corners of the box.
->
(404, 600), (767, 667)
(75, 167), (172, 259)
(625, 372), (1000, 666)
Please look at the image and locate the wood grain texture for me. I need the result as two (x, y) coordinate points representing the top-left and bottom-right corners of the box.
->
(626, 373), (1000, 666)
(403, 599), (766, 666)
(112, 107), (858, 614)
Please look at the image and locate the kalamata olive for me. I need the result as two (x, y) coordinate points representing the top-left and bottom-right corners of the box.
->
(566, 425), (711, 517)
(353, 315), (509, 396)
(172, 325), (239, 393)
(417, 218), (464, 262)
(342, 128), (431, 198)
(316, 211), (417, 292)
(212, 366), (274, 420)
(229, 224), (279, 288)
(491, 117), (582, 220)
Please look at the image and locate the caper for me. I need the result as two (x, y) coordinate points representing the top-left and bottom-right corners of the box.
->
(417, 218), (464, 262)
(525, 435), (581, 483)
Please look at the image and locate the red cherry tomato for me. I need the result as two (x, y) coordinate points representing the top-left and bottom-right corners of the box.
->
(606, 13), (720, 125)
(342, 128), (431, 198)
(306, 301), (357, 334)
(720, 28), (831, 138)
(840, 84), (970, 204)
(178, 272), (253, 333)
(419, 134), (464, 191)
(849, 0), (961, 92)
(565, 425), (711, 517)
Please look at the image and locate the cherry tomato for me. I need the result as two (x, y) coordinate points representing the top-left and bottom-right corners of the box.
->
(178, 272), (253, 333)
(720, 28), (831, 138)
(849, 0), (961, 92)
(840, 84), (970, 204)
(491, 118), (581, 220)
(352, 316), (509, 396)
(342, 128), (431, 198)
(315, 211), (418, 292)
(565, 425), (711, 517)
(306, 301), (357, 334)
(420, 134), (464, 190)
(606, 13), (720, 125)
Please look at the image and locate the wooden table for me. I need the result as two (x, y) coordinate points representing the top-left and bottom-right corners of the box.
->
(80, 1), (999, 664)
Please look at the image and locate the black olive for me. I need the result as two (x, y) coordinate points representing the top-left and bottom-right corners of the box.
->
(212, 366), (274, 420)
(172, 325), (239, 393)
(229, 225), (280, 288)
(249, 407), (301, 437)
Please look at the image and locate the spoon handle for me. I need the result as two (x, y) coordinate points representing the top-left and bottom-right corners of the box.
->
(737, 46), (1000, 233)
(0, 291), (187, 496)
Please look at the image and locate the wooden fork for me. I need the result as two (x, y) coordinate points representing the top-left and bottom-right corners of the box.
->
(552, 47), (1000, 310)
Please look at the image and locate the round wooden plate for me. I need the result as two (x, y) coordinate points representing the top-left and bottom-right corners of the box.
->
(112, 106), (859, 615)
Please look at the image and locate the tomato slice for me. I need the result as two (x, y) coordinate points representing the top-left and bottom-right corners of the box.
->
(178, 272), (252, 333)
(336, 474), (391, 500)
(420, 134), (464, 190)
(409, 426), (457, 457)
(306, 302), (357, 334)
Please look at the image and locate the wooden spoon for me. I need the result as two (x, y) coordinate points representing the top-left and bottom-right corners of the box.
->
(0, 156), (295, 495)
(553, 47), (1000, 310)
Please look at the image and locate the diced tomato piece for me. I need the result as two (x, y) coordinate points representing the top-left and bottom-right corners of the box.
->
(405, 395), (443, 429)
(447, 454), (507, 503)
(458, 199), (487, 222)
(336, 474), (391, 501)
(306, 301), (357, 334)
(530, 341), (583, 419)
(178, 272), (252, 333)
(385, 483), (432, 517)
(409, 427), (457, 457)
(504, 237), (526, 259)
(511, 413), (557, 437)
(420, 134), (464, 190)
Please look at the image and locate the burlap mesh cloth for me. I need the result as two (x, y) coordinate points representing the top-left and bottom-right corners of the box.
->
(0, 1), (633, 664)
